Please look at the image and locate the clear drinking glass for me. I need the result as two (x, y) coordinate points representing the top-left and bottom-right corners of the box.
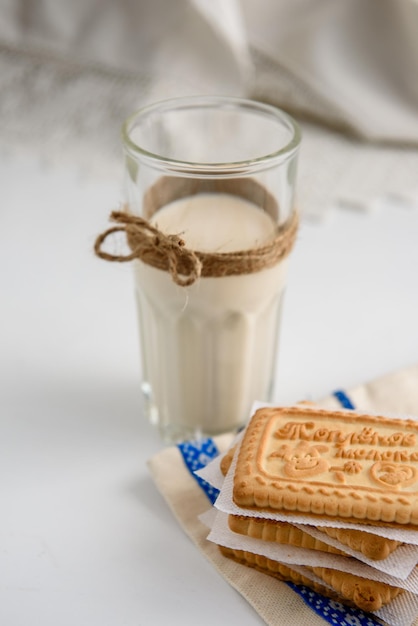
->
(122, 96), (301, 444)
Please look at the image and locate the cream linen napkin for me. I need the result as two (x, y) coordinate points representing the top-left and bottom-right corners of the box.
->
(148, 364), (418, 626)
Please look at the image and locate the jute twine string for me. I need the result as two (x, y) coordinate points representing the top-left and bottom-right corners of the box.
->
(94, 177), (299, 287)
(94, 210), (202, 287)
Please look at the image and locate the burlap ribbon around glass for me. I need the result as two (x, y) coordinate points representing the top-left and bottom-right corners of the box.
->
(148, 364), (418, 626)
(94, 177), (299, 286)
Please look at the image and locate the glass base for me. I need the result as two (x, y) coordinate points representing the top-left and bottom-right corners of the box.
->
(158, 423), (209, 446)
(141, 382), (242, 445)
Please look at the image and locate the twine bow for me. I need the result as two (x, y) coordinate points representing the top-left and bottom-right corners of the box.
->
(94, 197), (299, 286)
(94, 210), (202, 287)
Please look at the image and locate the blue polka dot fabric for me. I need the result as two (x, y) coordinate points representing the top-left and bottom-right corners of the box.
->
(333, 390), (356, 410)
(177, 438), (220, 504)
(177, 393), (383, 626)
(287, 583), (382, 626)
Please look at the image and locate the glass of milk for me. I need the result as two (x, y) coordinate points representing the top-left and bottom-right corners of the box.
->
(122, 96), (301, 444)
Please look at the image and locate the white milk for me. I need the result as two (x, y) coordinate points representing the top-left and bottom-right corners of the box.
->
(133, 193), (288, 442)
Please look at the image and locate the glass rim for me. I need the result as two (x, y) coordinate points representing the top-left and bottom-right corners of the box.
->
(121, 95), (301, 174)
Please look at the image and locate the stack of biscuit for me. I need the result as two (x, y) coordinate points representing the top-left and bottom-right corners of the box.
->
(206, 405), (418, 616)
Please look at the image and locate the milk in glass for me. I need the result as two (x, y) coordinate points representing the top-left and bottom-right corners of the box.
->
(133, 192), (288, 441)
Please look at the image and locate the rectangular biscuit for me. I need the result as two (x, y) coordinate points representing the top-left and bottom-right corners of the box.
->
(228, 513), (401, 560)
(218, 545), (403, 612)
(228, 515), (347, 556)
(233, 406), (418, 527)
(221, 441), (402, 559)
(319, 526), (401, 560)
(218, 545), (342, 601)
(310, 565), (403, 612)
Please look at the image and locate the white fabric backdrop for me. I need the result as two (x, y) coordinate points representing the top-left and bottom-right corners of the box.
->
(1, 0), (418, 217)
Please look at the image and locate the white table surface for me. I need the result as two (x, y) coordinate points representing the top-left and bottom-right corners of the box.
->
(1, 153), (418, 626)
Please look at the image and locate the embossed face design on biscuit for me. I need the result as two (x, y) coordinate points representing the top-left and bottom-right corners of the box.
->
(370, 462), (417, 489)
(270, 441), (329, 478)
